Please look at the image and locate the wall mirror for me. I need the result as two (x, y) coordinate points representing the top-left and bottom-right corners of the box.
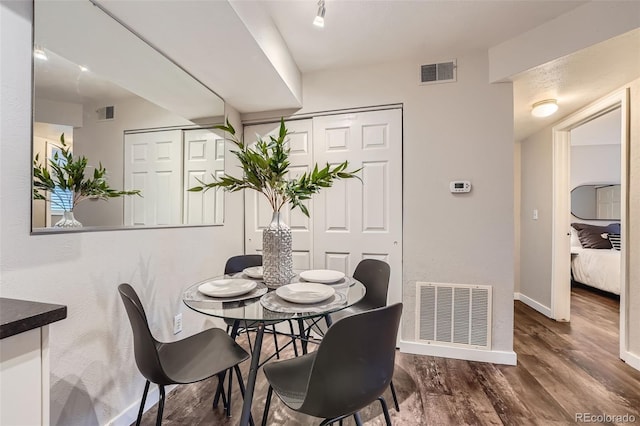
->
(571, 184), (621, 220)
(32, 0), (225, 233)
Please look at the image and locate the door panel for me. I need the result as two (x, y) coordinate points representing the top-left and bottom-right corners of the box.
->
(183, 128), (225, 225)
(312, 109), (403, 305)
(124, 130), (182, 226)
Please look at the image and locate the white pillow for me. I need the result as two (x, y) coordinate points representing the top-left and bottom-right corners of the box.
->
(570, 227), (581, 248)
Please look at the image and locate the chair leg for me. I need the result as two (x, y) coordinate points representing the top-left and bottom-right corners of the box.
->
(353, 412), (363, 426)
(156, 385), (165, 426)
(213, 372), (228, 410)
(136, 380), (150, 426)
(389, 380), (400, 411)
(261, 385), (274, 426)
(226, 367), (233, 417)
(378, 396), (392, 426)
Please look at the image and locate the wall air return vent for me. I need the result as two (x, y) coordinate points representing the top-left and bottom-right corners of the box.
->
(416, 282), (491, 349)
(96, 105), (115, 121)
(420, 60), (457, 85)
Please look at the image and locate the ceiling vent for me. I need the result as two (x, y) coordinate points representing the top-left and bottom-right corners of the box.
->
(96, 105), (115, 121)
(420, 60), (457, 85)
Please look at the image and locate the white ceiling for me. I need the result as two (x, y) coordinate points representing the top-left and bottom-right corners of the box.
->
(77, 1), (640, 140)
(262, 0), (586, 74)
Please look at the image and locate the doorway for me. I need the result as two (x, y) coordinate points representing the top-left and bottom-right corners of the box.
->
(551, 89), (629, 359)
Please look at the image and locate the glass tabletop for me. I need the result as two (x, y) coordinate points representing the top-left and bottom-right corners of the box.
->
(182, 271), (366, 322)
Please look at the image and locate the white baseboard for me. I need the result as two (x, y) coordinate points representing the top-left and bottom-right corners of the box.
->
(514, 292), (521, 301)
(107, 384), (177, 426)
(399, 340), (517, 365)
(622, 350), (640, 372)
(517, 293), (552, 318)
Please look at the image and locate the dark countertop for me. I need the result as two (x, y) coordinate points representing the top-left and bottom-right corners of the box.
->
(0, 297), (67, 339)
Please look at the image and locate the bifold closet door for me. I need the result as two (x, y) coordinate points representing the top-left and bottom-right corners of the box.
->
(312, 109), (403, 305)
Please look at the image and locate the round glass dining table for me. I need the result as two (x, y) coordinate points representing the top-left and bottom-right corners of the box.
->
(182, 271), (366, 426)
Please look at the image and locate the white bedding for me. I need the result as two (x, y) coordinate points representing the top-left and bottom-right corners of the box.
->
(571, 247), (621, 295)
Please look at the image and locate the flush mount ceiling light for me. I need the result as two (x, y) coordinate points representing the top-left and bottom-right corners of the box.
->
(33, 47), (48, 61)
(79, 65), (89, 72)
(531, 99), (558, 118)
(313, 0), (326, 27)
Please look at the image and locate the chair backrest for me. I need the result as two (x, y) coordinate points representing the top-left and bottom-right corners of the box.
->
(301, 303), (403, 419)
(118, 283), (172, 385)
(224, 254), (263, 275)
(353, 259), (391, 310)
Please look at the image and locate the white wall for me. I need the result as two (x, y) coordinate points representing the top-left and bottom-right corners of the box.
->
(245, 51), (516, 358)
(570, 107), (622, 194)
(519, 127), (553, 309)
(570, 145), (621, 189)
(35, 98), (83, 128)
(0, 2), (244, 425)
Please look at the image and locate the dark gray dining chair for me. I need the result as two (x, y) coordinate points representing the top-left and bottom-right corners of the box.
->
(261, 303), (403, 426)
(308, 259), (400, 411)
(118, 283), (251, 426)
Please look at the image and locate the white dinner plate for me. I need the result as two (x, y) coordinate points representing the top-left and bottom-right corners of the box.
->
(275, 282), (335, 304)
(243, 266), (264, 279)
(198, 279), (257, 298)
(299, 269), (346, 284)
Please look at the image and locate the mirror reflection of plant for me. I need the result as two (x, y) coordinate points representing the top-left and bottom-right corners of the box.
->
(189, 118), (361, 217)
(33, 134), (141, 211)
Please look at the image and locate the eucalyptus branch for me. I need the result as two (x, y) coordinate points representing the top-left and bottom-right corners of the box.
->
(188, 117), (360, 217)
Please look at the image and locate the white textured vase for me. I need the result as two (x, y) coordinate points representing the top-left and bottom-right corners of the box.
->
(54, 211), (83, 228)
(263, 211), (293, 288)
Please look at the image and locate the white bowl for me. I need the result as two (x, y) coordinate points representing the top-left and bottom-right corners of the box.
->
(275, 282), (335, 304)
(243, 266), (264, 279)
(198, 279), (257, 298)
(299, 269), (346, 284)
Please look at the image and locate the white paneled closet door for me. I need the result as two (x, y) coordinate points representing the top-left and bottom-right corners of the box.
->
(244, 120), (314, 270)
(312, 109), (403, 305)
(183, 128), (225, 225)
(124, 130), (183, 226)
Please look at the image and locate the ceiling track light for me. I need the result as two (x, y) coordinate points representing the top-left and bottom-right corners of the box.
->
(313, 0), (325, 27)
(531, 99), (558, 118)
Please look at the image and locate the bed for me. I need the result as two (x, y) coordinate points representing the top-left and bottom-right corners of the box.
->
(570, 223), (621, 295)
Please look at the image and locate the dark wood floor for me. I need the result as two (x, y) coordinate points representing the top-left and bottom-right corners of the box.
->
(137, 287), (640, 425)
